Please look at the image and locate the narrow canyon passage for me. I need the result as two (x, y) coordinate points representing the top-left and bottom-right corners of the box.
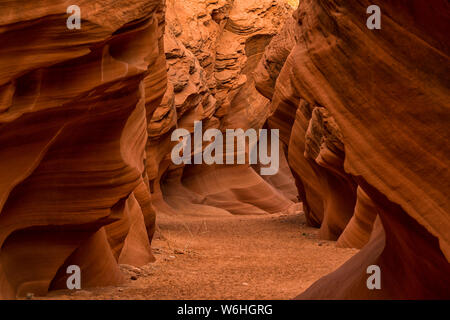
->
(45, 210), (357, 300)
(0, 0), (448, 301)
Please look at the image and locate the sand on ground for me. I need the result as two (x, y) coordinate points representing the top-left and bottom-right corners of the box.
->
(43, 211), (358, 300)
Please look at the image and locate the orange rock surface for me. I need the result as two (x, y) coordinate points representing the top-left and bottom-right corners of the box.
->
(0, 0), (166, 298)
(0, 0), (449, 300)
(255, 0), (450, 298)
(147, 0), (299, 218)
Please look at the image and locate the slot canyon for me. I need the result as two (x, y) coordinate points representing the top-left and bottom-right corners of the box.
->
(0, 0), (448, 300)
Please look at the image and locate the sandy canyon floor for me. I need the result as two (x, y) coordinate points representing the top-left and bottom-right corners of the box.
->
(42, 211), (358, 300)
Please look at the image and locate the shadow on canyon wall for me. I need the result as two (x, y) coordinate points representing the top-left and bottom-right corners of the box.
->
(0, 0), (448, 299)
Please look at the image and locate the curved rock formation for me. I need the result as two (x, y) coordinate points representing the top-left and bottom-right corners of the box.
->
(0, 0), (166, 298)
(1, 0), (448, 301)
(148, 0), (299, 218)
(255, 0), (450, 298)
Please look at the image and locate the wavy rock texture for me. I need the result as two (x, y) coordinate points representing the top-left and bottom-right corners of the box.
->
(148, 0), (300, 218)
(0, 0), (166, 298)
(255, 0), (450, 298)
(2, 0), (448, 301)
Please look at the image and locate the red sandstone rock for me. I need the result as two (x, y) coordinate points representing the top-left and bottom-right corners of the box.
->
(255, 0), (450, 299)
(1, 0), (448, 300)
(0, 0), (166, 299)
(148, 0), (299, 218)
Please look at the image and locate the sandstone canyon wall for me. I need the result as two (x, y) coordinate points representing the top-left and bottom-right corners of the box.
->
(0, 0), (300, 299)
(254, 0), (450, 299)
(0, 0), (166, 299)
(148, 0), (300, 218)
(0, 0), (448, 300)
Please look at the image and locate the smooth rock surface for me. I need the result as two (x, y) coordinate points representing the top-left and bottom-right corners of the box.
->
(0, 0), (166, 298)
(254, 0), (450, 299)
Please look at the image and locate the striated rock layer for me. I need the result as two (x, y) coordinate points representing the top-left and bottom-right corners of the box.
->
(255, 0), (450, 298)
(0, 0), (167, 298)
(148, 0), (300, 218)
(2, 0), (448, 301)
(0, 0), (299, 299)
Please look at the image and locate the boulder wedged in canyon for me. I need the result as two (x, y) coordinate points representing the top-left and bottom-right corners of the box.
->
(0, 0), (166, 298)
(148, 0), (300, 217)
(255, 0), (450, 298)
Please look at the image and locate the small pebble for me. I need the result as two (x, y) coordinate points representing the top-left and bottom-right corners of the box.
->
(130, 275), (138, 280)
(26, 293), (34, 300)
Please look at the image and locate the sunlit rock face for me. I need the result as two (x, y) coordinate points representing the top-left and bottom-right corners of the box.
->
(147, 0), (300, 217)
(0, 0), (166, 298)
(255, 0), (450, 299)
(1, 0), (447, 301)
